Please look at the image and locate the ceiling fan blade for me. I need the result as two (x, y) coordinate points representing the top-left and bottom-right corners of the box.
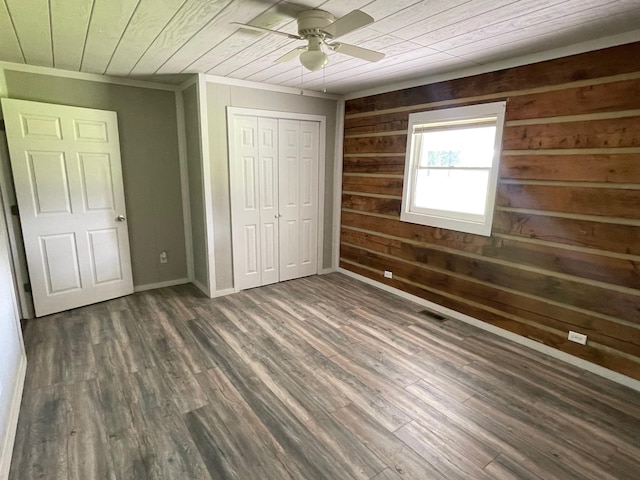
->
(322, 10), (374, 39)
(330, 43), (385, 62)
(276, 47), (306, 63)
(231, 22), (302, 40)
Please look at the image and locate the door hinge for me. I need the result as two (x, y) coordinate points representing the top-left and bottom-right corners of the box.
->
(10, 204), (19, 216)
(23, 282), (31, 293)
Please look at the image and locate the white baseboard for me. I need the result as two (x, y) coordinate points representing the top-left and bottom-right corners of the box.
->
(134, 278), (190, 293)
(321, 267), (337, 275)
(212, 287), (236, 298)
(0, 353), (26, 480)
(338, 268), (640, 393)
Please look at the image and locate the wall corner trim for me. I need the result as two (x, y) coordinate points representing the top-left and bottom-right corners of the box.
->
(0, 352), (26, 479)
(196, 74), (216, 297)
(337, 268), (640, 393)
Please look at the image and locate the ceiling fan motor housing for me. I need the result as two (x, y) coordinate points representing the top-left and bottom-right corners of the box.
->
(297, 10), (336, 38)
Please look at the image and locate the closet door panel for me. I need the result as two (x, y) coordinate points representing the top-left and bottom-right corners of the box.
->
(299, 121), (319, 277)
(230, 116), (262, 290)
(278, 119), (301, 281)
(258, 118), (279, 286)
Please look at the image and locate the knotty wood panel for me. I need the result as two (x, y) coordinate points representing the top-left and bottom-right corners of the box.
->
(505, 78), (640, 121)
(503, 116), (640, 150)
(342, 176), (404, 196)
(496, 184), (640, 219)
(340, 241), (640, 325)
(341, 42), (640, 380)
(492, 210), (640, 256)
(343, 155), (406, 175)
(500, 154), (640, 183)
(345, 42), (640, 115)
(344, 135), (407, 154)
(341, 226), (640, 291)
(342, 194), (402, 217)
(343, 210), (640, 258)
(344, 111), (410, 136)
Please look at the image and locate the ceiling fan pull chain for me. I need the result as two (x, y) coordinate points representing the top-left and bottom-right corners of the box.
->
(323, 64), (326, 93)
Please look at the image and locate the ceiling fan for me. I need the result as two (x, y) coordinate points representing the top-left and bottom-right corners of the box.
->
(232, 9), (385, 71)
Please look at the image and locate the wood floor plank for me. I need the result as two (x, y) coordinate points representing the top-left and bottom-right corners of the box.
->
(9, 384), (68, 480)
(394, 420), (494, 480)
(331, 403), (448, 480)
(370, 468), (405, 480)
(194, 367), (306, 479)
(196, 318), (387, 479)
(93, 339), (129, 379)
(137, 406), (211, 480)
(110, 309), (159, 372)
(463, 393), (628, 480)
(187, 317), (374, 480)
(9, 273), (640, 480)
(87, 311), (117, 345)
(405, 380), (602, 480)
(483, 453), (544, 480)
(461, 359), (640, 457)
(64, 380), (117, 480)
(328, 353), (499, 469)
(20, 317), (65, 389)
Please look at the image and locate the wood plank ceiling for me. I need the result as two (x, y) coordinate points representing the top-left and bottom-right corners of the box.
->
(0, 0), (639, 94)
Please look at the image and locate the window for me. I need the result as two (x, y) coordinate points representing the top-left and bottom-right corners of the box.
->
(401, 101), (506, 236)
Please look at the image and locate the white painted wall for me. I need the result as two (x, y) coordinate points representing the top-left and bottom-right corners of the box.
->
(0, 189), (26, 478)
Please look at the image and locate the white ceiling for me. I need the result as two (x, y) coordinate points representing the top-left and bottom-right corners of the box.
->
(1, 0), (639, 95)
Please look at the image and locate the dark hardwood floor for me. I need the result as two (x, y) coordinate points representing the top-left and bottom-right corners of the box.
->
(9, 273), (640, 479)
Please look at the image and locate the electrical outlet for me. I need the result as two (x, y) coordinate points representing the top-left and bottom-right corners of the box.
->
(568, 331), (587, 345)
(384, 270), (393, 279)
(160, 251), (168, 264)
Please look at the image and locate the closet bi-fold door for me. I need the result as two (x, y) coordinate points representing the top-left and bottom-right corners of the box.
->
(230, 115), (318, 291)
(230, 116), (279, 290)
(278, 119), (319, 281)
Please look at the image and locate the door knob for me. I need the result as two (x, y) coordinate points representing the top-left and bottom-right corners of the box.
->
(116, 215), (126, 222)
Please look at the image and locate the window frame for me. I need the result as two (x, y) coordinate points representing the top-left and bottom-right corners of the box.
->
(400, 101), (506, 237)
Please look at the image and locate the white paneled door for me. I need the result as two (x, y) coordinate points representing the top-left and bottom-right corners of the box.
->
(2, 98), (133, 317)
(230, 114), (319, 291)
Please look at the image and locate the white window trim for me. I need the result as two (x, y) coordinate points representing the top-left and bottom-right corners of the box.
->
(400, 101), (506, 236)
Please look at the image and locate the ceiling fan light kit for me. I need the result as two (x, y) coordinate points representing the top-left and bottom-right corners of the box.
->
(299, 37), (328, 71)
(232, 9), (385, 73)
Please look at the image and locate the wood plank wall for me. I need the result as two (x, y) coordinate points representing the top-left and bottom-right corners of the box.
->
(340, 42), (640, 380)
